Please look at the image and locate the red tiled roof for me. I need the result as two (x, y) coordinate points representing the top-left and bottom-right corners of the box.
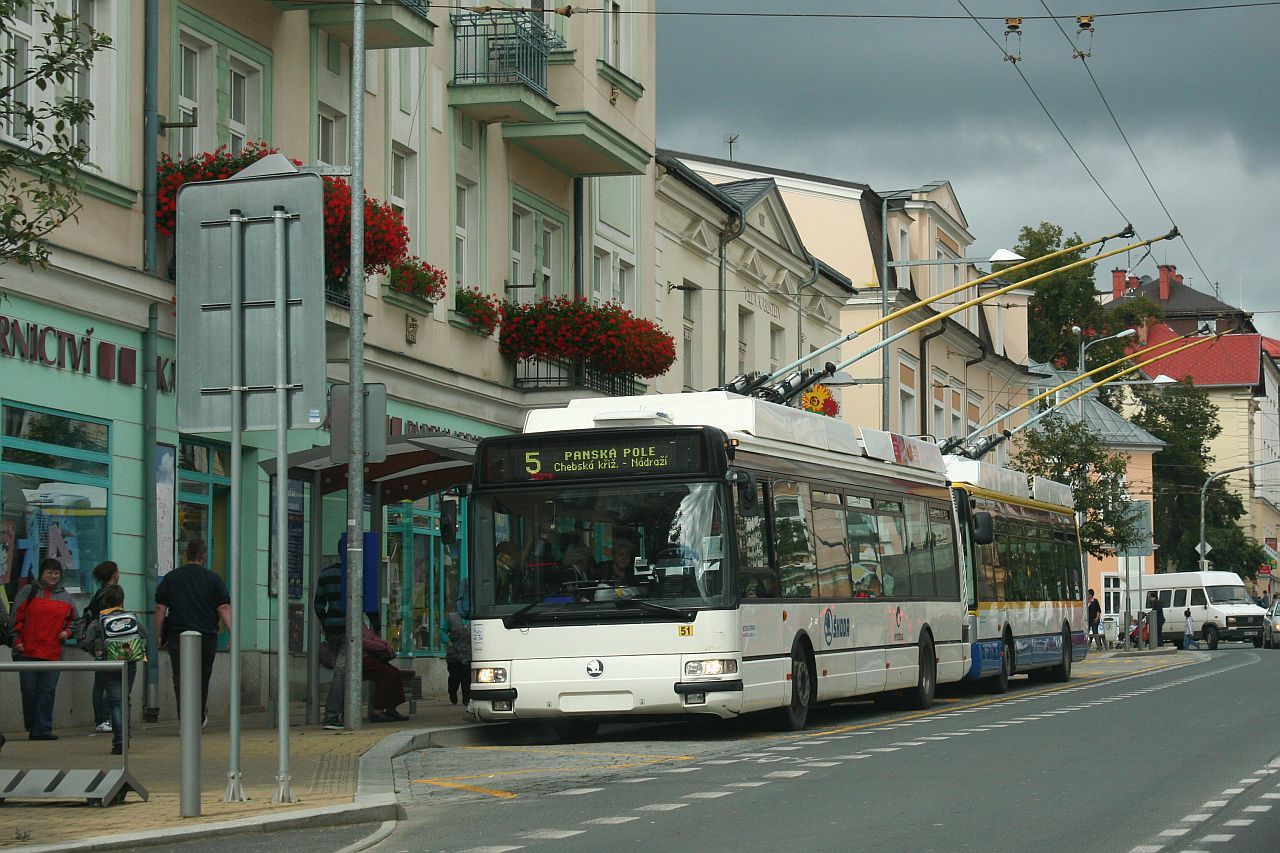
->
(1131, 323), (1261, 387)
(1263, 337), (1280, 358)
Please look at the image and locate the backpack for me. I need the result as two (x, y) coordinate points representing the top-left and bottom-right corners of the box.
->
(101, 611), (145, 661)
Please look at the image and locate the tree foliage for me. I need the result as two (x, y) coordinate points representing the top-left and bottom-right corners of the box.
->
(1009, 413), (1140, 558)
(1005, 222), (1160, 368)
(1128, 382), (1268, 576)
(1, 0), (111, 268)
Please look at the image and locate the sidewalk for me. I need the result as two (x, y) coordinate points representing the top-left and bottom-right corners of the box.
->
(0, 698), (478, 850)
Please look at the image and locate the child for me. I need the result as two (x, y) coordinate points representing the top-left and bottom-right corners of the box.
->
(83, 585), (147, 755)
(1183, 608), (1201, 651)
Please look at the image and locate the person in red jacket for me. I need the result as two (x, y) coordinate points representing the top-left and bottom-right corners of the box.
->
(11, 559), (78, 740)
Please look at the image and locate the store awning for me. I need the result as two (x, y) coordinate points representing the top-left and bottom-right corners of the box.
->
(260, 429), (477, 501)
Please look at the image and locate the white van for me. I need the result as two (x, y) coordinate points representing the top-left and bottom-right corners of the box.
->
(1126, 571), (1266, 649)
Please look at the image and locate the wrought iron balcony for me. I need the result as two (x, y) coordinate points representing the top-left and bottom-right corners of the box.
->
(514, 357), (644, 397)
(451, 10), (563, 98)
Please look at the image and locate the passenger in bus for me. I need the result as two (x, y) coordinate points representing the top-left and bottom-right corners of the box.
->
(600, 535), (639, 586)
(559, 544), (594, 585)
(495, 542), (522, 603)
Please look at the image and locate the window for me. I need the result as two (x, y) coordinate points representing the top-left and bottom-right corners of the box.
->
(177, 39), (207, 158)
(737, 309), (752, 376)
(72, 0), (94, 148)
(511, 208), (526, 298)
(928, 506), (959, 600)
(3, 5), (34, 139)
(774, 481), (816, 599)
(511, 194), (568, 301)
(682, 285), (699, 391)
(1103, 574), (1121, 616)
(1, 403), (111, 596)
(876, 504), (908, 597)
(317, 106), (346, 166)
(897, 228), (910, 289)
(1173, 589), (1187, 607)
(603, 1), (625, 69)
(455, 181), (473, 290)
(737, 482), (776, 598)
(813, 498), (851, 599)
(225, 57), (264, 157)
(1158, 589), (1172, 608)
(613, 259), (633, 308)
(770, 324), (784, 373)
(898, 359), (917, 436)
(390, 147), (416, 241)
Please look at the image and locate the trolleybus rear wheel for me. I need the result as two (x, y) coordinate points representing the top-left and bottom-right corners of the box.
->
(777, 640), (813, 731)
(904, 636), (936, 710)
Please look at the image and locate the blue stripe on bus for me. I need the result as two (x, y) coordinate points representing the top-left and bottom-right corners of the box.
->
(966, 631), (1089, 680)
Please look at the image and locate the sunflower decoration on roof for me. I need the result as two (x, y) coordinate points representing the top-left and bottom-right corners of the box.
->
(799, 383), (840, 418)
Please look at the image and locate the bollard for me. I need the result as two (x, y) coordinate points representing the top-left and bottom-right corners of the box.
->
(180, 630), (201, 818)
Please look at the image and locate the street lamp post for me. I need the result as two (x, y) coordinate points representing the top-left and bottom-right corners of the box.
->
(1076, 326), (1137, 372)
(1199, 459), (1280, 570)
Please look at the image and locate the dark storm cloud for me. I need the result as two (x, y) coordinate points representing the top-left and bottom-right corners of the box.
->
(656, 0), (1280, 333)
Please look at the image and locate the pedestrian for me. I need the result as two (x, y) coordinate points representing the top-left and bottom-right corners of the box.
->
(80, 560), (121, 733)
(11, 558), (77, 740)
(155, 539), (231, 724)
(83, 585), (147, 754)
(362, 621), (410, 723)
(314, 554), (348, 730)
(1086, 588), (1103, 650)
(1182, 608), (1201, 651)
(1146, 591), (1165, 647)
(443, 595), (471, 706)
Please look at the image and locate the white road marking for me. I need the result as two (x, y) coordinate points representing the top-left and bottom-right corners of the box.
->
(1261, 793), (1280, 799)
(684, 791), (733, 798)
(615, 777), (657, 783)
(635, 803), (688, 811)
(1242, 804), (1271, 812)
(702, 760), (741, 765)
(1159, 829), (1190, 837)
(1199, 835), (1235, 843)
(727, 781), (771, 787)
(460, 848), (524, 853)
(1222, 820), (1253, 827)
(1128, 845), (1164, 852)
(583, 817), (639, 825)
(1181, 814), (1210, 822)
(891, 742), (927, 746)
(919, 736), (950, 741)
(765, 770), (809, 778)
(1203, 801), (1228, 808)
(1239, 778), (1261, 785)
(551, 788), (602, 796)
(521, 830), (584, 840)
(865, 748), (900, 753)
(660, 767), (702, 773)
(1222, 788), (1245, 794)
(802, 761), (841, 767)
(766, 746), (803, 751)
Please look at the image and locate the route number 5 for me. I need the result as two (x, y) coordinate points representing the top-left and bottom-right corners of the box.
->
(524, 451), (541, 475)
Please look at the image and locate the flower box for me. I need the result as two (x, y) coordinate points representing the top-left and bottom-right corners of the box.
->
(384, 257), (445, 314)
(452, 288), (501, 336)
(499, 296), (675, 378)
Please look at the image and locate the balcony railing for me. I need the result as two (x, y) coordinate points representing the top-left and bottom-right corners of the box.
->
(451, 10), (563, 97)
(325, 279), (350, 308)
(514, 357), (644, 397)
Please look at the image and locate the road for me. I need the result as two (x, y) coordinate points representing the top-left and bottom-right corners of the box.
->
(207, 646), (1280, 853)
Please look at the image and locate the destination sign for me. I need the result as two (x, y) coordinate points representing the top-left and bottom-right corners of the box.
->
(479, 432), (709, 483)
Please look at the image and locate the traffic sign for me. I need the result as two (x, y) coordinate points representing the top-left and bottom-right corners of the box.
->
(1195, 541), (1213, 557)
(175, 156), (326, 433)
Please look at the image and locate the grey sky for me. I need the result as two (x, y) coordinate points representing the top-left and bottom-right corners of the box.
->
(656, 0), (1280, 335)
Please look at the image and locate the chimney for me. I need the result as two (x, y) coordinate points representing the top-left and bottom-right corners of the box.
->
(1173, 265), (1183, 286)
(1127, 275), (1140, 292)
(1112, 268), (1127, 300)
(1157, 264), (1174, 302)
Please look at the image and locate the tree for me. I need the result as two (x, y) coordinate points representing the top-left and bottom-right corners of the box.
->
(1009, 413), (1140, 558)
(1, 1), (111, 269)
(1128, 382), (1268, 575)
(1003, 222), (1160, 368)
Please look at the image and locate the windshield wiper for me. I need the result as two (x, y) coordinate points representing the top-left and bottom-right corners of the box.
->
(503, 601), (548, 628)
(616, 598), (695, 621)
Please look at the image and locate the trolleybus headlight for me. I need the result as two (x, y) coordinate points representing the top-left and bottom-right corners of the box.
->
(684, 659), (738, 677)
(474, 667), (508, 684)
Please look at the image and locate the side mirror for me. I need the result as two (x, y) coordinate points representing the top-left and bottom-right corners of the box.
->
(441, 501), (458, 545)
(972, 510), (994, 545)
(729, 469), (759, 517)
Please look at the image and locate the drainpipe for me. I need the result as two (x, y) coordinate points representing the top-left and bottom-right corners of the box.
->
(573, 178), (584, 298)
(918, 322), (946, 437)
(718, 211), (746, 386)
(962, 342), (988, 436)
(142, 304), (160, 720)
(879, 196), (891, 430)
(796, 254), (820, 361)
(143, 0), (159, 273)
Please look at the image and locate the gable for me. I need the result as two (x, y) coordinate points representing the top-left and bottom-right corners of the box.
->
(681, 217), (718, 256)
(922, 182), (967, 229)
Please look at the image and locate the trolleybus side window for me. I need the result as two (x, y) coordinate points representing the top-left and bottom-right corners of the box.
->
(928, 506), (960, 600)
(846, 495), (882, 597)
(812, 490), (851, 599)
(876, 500), (907, 597)
(774, 480), (817, 599)
(736, 480), (777, 598)
(905, 499), (934, 598)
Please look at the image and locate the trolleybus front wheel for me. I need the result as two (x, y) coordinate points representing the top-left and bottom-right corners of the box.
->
(1050, 625), (1072, 682)
(777, 640), (814, 731)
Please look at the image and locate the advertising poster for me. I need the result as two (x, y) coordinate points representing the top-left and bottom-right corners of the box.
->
(156, 444), (176, 576)
(268, 478), (306, 599)
(0, 519), (14, 583)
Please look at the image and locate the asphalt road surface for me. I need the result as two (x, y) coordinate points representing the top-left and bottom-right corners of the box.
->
(237, 645), (1280, 853)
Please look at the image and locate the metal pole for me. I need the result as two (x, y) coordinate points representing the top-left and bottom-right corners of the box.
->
(224, 210), (246, 803)
(120, 660), (130, 771)
(272, 206), (296, 804)
(306, 469), (323, 725)
(879, 197), (890, 431)
(180, 631), (201, 818)
(1199, 458), (1280, 571)
(143, 304), (161, 722)
(143, 0), (159, 273)
(345, 0), (367, 733)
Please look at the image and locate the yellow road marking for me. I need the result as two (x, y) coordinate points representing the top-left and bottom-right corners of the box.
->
(414, 754), (694, 797)
(415, 780), (520, 799)
(462, 745), (695, 760)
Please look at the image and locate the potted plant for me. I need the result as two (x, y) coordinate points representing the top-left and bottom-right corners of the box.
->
(498, 296), (676, 378)
(384, 256), (447, 312)
(452, 287), (502, 336)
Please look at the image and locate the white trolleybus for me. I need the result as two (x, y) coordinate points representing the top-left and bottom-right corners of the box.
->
(466, 392), (971, 737)
(946, 457), (1088, 692)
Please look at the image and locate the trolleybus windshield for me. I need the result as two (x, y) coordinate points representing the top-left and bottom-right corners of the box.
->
(471, 480), (729, 620)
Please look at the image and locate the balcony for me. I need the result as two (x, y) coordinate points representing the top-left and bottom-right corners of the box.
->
(514, 358), (644, 397)
(449, 11), (559, 125)
(273, 0), (435, 50)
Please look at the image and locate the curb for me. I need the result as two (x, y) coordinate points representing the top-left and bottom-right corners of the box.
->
(12, 719), (493, 853)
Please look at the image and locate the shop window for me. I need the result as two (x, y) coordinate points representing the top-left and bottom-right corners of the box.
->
(0, 403), (111, 595)
(177, 440), (231, 609)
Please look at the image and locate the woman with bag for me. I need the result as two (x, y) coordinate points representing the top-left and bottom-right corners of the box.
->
(11, 559), (78, 740)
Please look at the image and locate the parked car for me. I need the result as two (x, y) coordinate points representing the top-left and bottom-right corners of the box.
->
(1264, 601), (1280, 649)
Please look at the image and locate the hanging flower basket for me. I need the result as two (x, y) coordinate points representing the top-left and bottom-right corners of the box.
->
(453, 287), (502, 336)
(799, 383), (840, 418)
(155, 142), (409, 287)
(384, 256), (446, 311)
(499, 296), (676, 378)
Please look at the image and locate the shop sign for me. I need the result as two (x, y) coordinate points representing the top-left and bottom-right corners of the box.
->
(0, 314), (174, 393)
(387, 416), (485, 445)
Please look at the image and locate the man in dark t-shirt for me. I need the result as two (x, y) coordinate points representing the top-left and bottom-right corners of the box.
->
(155, 540), (231, 722)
